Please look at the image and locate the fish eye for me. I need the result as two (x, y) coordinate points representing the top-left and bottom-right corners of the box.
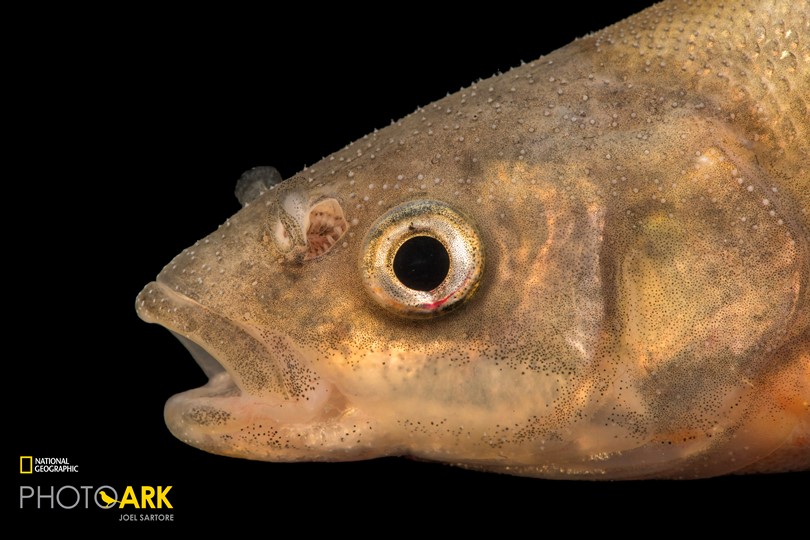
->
(393, 235), (450, 291)
(361, 200), (484, 318)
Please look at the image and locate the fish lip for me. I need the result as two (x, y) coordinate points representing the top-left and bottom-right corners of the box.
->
(137, 281), (392, 462)
(135, 280), (369, 456)
(135, 280), (338, 415)
(136, 281), (241, 392)
(137, 280), (390, 461)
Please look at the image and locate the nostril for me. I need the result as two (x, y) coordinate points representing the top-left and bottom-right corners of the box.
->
(305, 198), (348, 260)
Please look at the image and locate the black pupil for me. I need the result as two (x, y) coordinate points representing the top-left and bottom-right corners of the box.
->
(393, 236), (450, 291)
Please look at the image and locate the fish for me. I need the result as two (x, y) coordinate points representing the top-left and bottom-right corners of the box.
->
(136, 0), (809, 479)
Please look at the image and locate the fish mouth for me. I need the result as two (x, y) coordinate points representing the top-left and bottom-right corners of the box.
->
(135, 281), (367, 461)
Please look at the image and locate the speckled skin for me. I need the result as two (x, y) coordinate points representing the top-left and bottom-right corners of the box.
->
(136, 0), (808, 479)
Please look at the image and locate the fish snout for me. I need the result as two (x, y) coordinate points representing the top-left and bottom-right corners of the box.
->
(136, 281), (357, 459)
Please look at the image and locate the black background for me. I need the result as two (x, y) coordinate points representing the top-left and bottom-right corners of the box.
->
(15, 1), (805, 531)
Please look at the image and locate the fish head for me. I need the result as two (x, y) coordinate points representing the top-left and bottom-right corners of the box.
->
(134, 144), (600, 463)
(135, 121), (623, 469)
(137, 1), (809, 479)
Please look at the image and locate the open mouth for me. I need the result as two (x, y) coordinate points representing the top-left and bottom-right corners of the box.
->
(168, 332), (243, 413)
(171, 332), (230, 381)
(135, 281), (348, 448)
(137, 281), (307, 398)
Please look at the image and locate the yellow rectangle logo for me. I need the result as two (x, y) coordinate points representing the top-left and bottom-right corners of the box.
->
(20, 456), (33, 474)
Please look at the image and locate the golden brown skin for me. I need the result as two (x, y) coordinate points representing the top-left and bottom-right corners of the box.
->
(136, 0), (809, 479)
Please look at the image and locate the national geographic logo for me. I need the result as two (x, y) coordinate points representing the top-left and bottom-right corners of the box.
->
(19, 456), (175, 522)
(20, 456), (79, 473)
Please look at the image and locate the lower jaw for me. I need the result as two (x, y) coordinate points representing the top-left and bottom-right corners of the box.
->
(162, 377), (392, 462)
